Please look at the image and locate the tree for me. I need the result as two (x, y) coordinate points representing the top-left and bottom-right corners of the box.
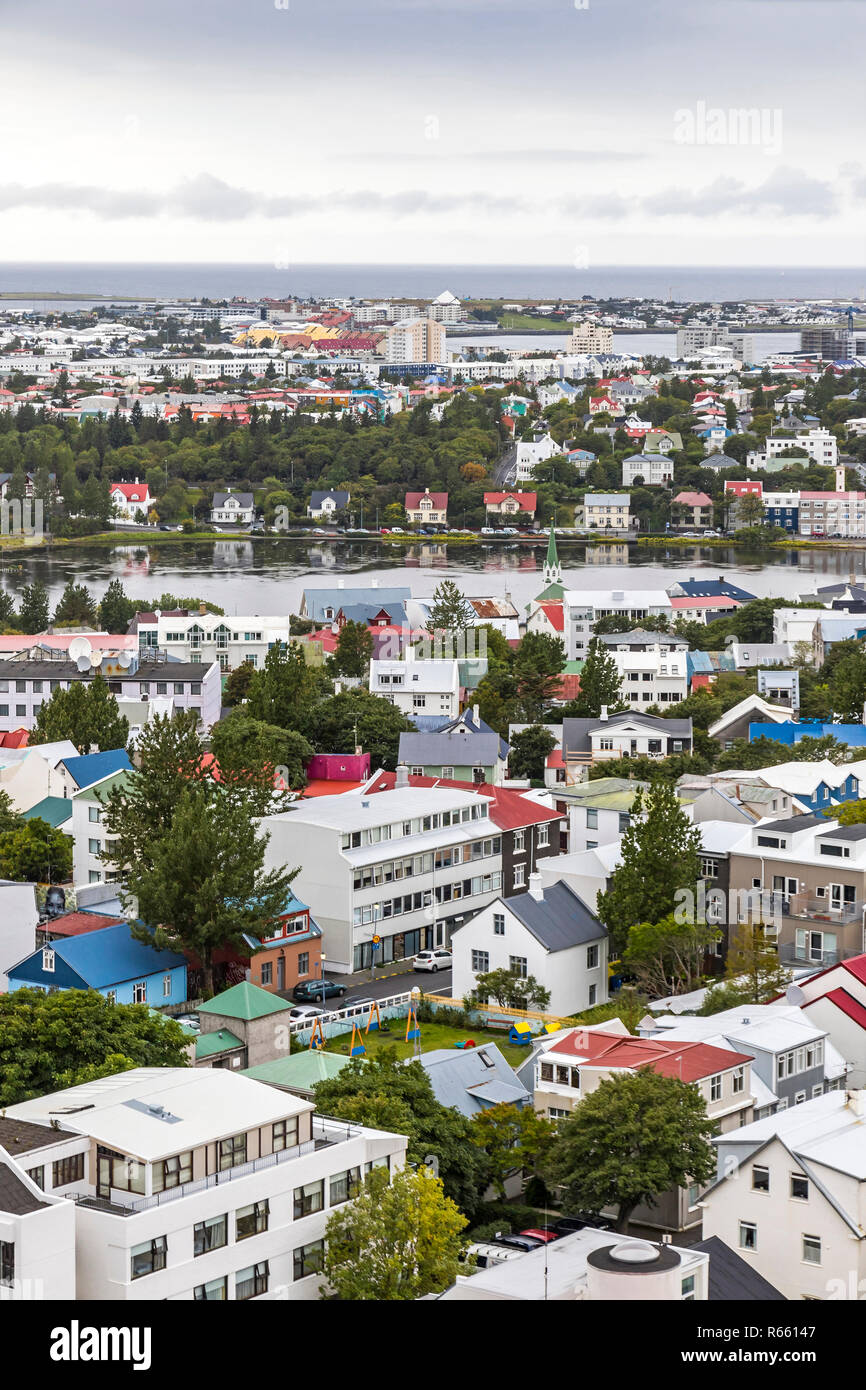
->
(570, 636), (625, 717)
(512, 631), (566, 722)
(426, 580), (476, 644)
(716, 732), (849, 772)
(716, 920), (792, 1005)
(733, 491), (767, 528)
(18, 580), (50, 634)
(246, 640), (316, 732)
(831, 799), (866, 825)
(468, 1104), (556, 1200)
(469, 966), (551, 1012)
(320, 1163), (467, 1301)
(597, 779), (702, 953)
(508, 725), (556, 781)
(827, 645), (866, 722)
(209, 709), (313, 789)
(32, 674), (129, 754)
(332, 619), (374, 679)
(0, 817), (72, 882)
(0, 788), (19, 834)
(0, 988), (190, 1107)
(623, 914), (720, 998)
(53, 578), (97, 626)
(313, 1052), (490, 1218)
(544, 1069), (716, 1231)
(98, 578), (136, 632)
(314, 689), (414, 770)
(222, 660), (257, 708)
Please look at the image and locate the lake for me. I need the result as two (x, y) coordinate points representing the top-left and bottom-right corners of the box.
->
(1, 538), (861, 617)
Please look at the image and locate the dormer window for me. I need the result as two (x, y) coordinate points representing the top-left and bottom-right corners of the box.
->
(42, 947), (55, 972)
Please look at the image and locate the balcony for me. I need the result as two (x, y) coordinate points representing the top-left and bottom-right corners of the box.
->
(776, 891), (866, 926)
(68, 1117), (359, 1216)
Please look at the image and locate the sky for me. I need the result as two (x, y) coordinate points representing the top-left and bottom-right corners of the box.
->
(0, 0), (864, 267)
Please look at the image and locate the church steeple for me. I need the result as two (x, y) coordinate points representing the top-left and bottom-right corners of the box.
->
(543, 525), (562, 586)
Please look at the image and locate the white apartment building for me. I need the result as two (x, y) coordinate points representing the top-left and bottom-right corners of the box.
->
(262, 786), (507, 972)
(597, 631), (690, 708)
(703, 1089), (866, 1300)
(383, 317), (446, 364)
(427, 290), (464, 324)
(563, 589), (674, 660)
(154, 613), (291, 672)
(747, 428), (838, 470)
(621, 453), (674, 487)
(568, 322), (614, 353)
(3, 1068), (406, 1302)
(368, 650), (459, 719)
(513, 432), (560, 482)
(0, 1134), (78, 1301)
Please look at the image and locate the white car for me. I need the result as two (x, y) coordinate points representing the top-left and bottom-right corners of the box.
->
(413, 948), (453, 973)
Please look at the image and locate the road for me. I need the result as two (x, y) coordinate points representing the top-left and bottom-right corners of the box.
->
(342, 968), (453, 1003)
(493, 442), (518, 487)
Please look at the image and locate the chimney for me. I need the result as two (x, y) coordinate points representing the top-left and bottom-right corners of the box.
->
(395, 763), (409, 788)
(600, 704), (609, 722)
(846, 1089), (866, 1117)
(198, 601), (207, 615)
(527, 873), (544, 901)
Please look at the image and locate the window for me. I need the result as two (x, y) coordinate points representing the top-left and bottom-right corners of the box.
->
(751, 1165), (769, 1192)
(42, 947), (55, 973)
(802, 1235), (821, 1266)
(329, 1167), (361, 1206)
(513, 830), (525, 853)
(293, 1241), (324, 1282)
(493, 913), (505, 936)
(0, 1241), (14, 1287)
(272, 1117), (298, 1152)
(194, 1213), (227, 1257)
(132, 981), (147, 1004)
(236, 1261), (269, 1300)
(586, 808), (599, 829)
(88, 839), (101, 856)
(260, 961), (272, 986)
(162, 974), (172, 997)
(739, 1221), (757, 1251)
(153, 1152), (192, 1192)
(130, 1236), (167, 1280)
(732, 1066), (745, 1095)
(538, 824), (549, 848)
(471, 950), (490, 973)
(709, 1074), (722, 1102)
(513, 865), (525, 888)
(294, 1178), (324, 1219)
(588, 984), (597, 1006)
(298, 952), (309, 976)
(88, 805), (100, 823)
(194, 1276), (228, 1301)
(52, 1154), (84, 1188)
(26, 1165), (45, 1190)
(441, 766), (454, 780)
(681, 1274), (696, 1300)
(587, 944), (599, 969)
(236, 1200), (269, 1241)
(218, 1133), (247, 1171)
(509, 956), (528, 979)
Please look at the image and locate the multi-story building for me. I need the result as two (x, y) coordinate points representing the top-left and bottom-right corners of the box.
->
(597, 630), (690, 709)
(561, 710), (693, 773)
(2, 1067), (406, 1301)
(568, 322), (614, 353)
(151, 612), (291, 673)
(110, 481), (151, 520)
(427, 290), (464, 324)
(404, 488), (448, 526)
(262, 784), (510, 972)
(798, 490), (866, 539)
(762, 489), (800, 532)
(621, 453), (673, 487)
(563, 588), (673, 659)
(671, 490), (713, 530)
(210, 489), (255, 525)
(513, 432), (560, 482)
(383, 317), (445, 364)
(483, 490), (537, 520)
(582, 493), (632, 531)
(0, 656), (221, 733)
(747, 428), (838, 470)
(368, 650), (459, 720)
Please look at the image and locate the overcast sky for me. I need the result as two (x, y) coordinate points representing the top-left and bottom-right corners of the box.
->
(0, 0), (863, 266)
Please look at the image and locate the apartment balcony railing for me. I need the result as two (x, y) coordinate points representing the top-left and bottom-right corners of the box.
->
(776, 892), (866, 926)
(67, 1117), (359, 1217)
(778, 942), (853, 968)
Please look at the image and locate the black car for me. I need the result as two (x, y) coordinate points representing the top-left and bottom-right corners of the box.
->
(492, 1234), (544, 1253)
(292, 978), (347, 1002)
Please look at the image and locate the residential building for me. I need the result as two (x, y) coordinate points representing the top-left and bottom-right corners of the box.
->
(513, 432), (560, 482)
(563, 588), (673, 659)
(597, 630), (690, 709)
(3, 1067), (406, 1301)
(151, 611), (290, 673)
(707, 694), (794, 749)
(451, 876), (608, 1017)
(413, 1044), (531, 1117)
(110, 481), (151, 520)
(398, 708), (509, 785)
(0, 881), (39, 992)
(0, 1127), (78, 1301)
(404, 488), (448, 526)
(798, 490), (866, 539)
(70, 767), (128, 886)
(582, 493), (632, 531)
(6, 922), (188, 1007)
(793, 954), (866, 1087)
(569, 323), (614, 353)
(0, 658), (221, 733)
(210, 489), (255, 525)
(702, 1088), (866, 1300)
(427, 290), (464, 324)
(747, 428), (838, 469)
(756, 668), (800, 709)
(561, 711), (693, 772)
(369, 649), (459, 719)
(300, 585), (411, 624)
(245, 892), (323, 998)
(195, 982), (295, 1071)
(307, 489), (350, 520)
(622, 454), (673, 487)
(762, 489), (800, 533)
(483, 490), (537, 520)
(546, 776), (646, 853)
(384, 317), (445, 364)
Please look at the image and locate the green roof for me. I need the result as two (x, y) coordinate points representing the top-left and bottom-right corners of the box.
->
(241, 1051), (361, 1089)
(562, 660), (584, 674)
(562, 776), (649, 811)
(198, 981), (289, 1022)
(195, 1028), (244, 1060)
(80, 769), (131, 801)
(21, 796), (73, 828)
(534, 580), (565, 603)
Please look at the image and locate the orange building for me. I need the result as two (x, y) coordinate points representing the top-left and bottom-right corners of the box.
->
(247, 891), (323, 996)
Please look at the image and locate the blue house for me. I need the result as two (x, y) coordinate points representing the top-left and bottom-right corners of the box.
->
(57, 749), (132, 796)
(7, 922), (187, 1006)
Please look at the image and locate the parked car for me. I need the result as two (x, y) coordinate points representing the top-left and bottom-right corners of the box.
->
(288, 1004), (326, 1020)
(340, 996), (378, 1014)
(519, 1228), (559, 1244)
(413, 948), (453, 973)
(552, 1217), (586, 1235)
(292, 978), (347, 1002)
(492, 1234), (544, 1252)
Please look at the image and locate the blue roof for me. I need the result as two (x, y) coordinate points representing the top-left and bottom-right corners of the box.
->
(14, 922), (186, 988)
(60, 749), (132, 789)
(673, 579), (756, 602)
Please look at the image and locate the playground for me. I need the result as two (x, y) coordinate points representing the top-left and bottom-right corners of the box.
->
(321, 1010), (532, 1068)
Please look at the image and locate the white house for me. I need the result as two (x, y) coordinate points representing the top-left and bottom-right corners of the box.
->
(307, 489), (350, 520)
(597, 630), (690, 709)
(368, 649), (459, 720)
(210, 489), (255, 525)
(563, 589), (674, 660)
(0, 1136), (78, 1301)
(621, 453), (674, 487)
(155, 612), (291, 672)
(702, 1089), (866, 1301)
(747, 428), (838, 470)
(513, 433), (560, 482)
(0, 881), (40, 993)
(452, 875), (608, 1017)
(110, 481), (151, 520)
(4, 1067), (406, 1302)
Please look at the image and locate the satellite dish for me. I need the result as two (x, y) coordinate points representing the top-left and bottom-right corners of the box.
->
(90, 650), (103, 667)
(118, 650), (133, 668)
(76, 653), (91, 672)
(786, 984), (807, 1007)
(67, 636), (92, 662)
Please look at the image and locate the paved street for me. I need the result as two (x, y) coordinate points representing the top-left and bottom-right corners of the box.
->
(343, 968), (453, 1003)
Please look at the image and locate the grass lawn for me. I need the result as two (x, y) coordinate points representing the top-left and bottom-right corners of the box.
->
(324, 1016), (531, 1068)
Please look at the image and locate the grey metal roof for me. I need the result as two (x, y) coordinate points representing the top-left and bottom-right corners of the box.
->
(0, 1160), (49, 1215)
(817, 823), (866, 841)
(212, 491), (253, 508)
(506, 879), (606, 952)
(562, 713), (692, 755)
(303, 586), (411, 621)
(692, 1237), (786, 1301)
(413, 1043), (531, 1117)
(398, 728), (505, 766)
(598, 629), (689, 648)
(763, 814), (825, 834)
(309, 489), (349, 507)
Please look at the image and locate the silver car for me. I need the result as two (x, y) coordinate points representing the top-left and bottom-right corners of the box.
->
(413, 949), (453, 973)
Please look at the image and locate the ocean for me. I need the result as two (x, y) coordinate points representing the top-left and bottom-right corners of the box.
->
(0, 262), (863, 305)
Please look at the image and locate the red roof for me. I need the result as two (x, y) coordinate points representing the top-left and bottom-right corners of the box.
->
(0, 728), (29, 748)
(673, 491), (712, 507)
(724, 480), (763, 497)
(405, 491), (448, 509)
(111, 483), (150, 501)
(843, 955), (866, 986)
(669, 595), (741, 610)
(537, 601), (564, 632)
(300, 779), (366, 798)
(483, 491), (537, 510)
(804, 987), (866, 1031)
(363, 772), (561, 830)
(548, 1029), (752, 1082)
(45, 911), (125, 937)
